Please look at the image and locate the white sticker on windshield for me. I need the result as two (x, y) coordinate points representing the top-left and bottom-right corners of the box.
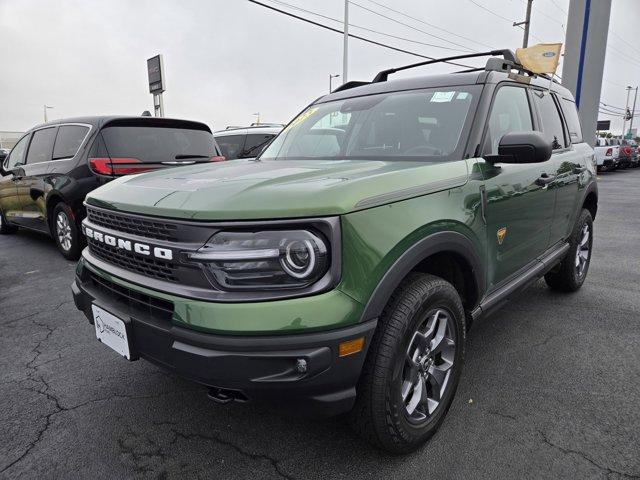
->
(430, 91), (456, 103)
(456, 92), (469, 100)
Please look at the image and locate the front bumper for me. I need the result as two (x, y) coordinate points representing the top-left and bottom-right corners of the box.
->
(71, 264), (376, 417)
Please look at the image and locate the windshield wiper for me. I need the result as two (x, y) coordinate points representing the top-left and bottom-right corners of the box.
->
(174, 154), (210, 159)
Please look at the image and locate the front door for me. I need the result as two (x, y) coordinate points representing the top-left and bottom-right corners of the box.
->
(16, 127), (57, 231)
(478, 84), (556, 291)
(0, 133), (30, 223)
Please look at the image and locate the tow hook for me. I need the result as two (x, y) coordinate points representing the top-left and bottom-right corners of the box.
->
(207, 387), (248, 404)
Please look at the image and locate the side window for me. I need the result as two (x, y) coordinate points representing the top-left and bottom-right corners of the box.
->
(53, 125), (90, 160)
(533, 91), (567, 150)
(4, 134), (30, 169)
(25, 127), (57, 164)
(216, 135), (245, 160)
(241, 134), (275, 158)
(484, 86), (533, 155)
(559, 98), (583, 144)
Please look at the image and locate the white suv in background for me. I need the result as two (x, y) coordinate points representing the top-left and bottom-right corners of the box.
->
(213, 125), (283, 160)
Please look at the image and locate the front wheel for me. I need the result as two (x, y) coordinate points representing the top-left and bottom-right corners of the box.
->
(52, 203), (81, 260)
(544, 209), (593, 292)
(350, 273), (466, 453)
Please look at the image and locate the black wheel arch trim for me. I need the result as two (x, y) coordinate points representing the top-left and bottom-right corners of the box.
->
(580, 180), (598, 219)
(359, 231), (485, 323)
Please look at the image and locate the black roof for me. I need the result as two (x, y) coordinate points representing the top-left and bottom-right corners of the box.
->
(27, 116), (211, 133)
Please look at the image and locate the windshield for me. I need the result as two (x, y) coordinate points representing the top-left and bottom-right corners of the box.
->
(261, 86), (479, 161)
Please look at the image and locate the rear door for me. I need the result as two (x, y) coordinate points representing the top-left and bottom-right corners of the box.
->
(478, 84), (556, 291)
(15, 127), (57, 230)
(0, 133), (30, 223)
(530, 91), (584, 244)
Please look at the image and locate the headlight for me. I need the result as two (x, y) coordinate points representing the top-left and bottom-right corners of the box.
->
(188, 230), (329, 290)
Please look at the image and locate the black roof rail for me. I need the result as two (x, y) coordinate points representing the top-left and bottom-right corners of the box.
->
(331, 80), (371, 93)
(372, 49), (517, 83)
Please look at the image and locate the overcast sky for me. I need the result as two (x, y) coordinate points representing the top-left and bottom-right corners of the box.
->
(1, 0), (638, 134)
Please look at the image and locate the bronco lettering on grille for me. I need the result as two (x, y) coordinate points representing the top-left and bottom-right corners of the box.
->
(82, 225), (173, 261)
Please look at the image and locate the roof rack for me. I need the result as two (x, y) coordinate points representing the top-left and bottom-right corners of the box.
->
(372, 49), (517, 83)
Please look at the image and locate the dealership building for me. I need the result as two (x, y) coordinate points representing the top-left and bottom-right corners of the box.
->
(0, 131), (24, 150)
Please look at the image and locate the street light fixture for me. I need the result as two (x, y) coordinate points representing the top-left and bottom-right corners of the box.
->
(44, 105), (54, 122)
(329, 74), (340, 93)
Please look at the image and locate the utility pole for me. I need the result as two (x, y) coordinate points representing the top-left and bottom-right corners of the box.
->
(342, 0), (349, 84)
(329, 74), (340, 93)
(628, 87), (638, 137)
(514, 0), (533, 48)
(622, 86), (632, 136)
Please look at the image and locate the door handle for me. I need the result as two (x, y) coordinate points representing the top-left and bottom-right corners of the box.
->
(572, 163), (587, 174)
(535, 173), (556, 186)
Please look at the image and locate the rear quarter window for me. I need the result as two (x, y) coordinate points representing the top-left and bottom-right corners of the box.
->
(560, 98), (583, 144)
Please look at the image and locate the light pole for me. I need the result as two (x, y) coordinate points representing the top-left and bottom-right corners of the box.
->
(44, 105), (54, 122)
(253, 112), (260, 125)
(329, 74), (340, 92)
(342, 0), (349, 84)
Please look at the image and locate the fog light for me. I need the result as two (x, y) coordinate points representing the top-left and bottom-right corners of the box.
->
(339, 337), (365, 357)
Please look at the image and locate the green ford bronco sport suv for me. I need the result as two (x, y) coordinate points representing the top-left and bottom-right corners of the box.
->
(71, 50), (597, 453)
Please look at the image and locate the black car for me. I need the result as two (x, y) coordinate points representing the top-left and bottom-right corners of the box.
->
(0, 116), (224, 259)
(0, 148), (9, 163)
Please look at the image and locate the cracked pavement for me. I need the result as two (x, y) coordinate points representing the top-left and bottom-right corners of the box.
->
(1, 169), (640, 479)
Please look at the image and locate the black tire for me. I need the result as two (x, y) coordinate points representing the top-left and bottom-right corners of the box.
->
(52, 203), (81, 260)
(544, 209), (593, 292)
(0, 208), (18, 234)
(350, 273), (466, 454)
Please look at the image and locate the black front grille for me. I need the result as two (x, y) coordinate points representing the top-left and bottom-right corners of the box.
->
(87, 270), (174, 322)
(87, 207), (179, 242)
(88, 238), (178, 282)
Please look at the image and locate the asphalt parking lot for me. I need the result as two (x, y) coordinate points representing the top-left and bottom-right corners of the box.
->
(1, 169), (639, 480)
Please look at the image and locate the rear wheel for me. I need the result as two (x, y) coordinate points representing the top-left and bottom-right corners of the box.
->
(350, 273), (465, 453)
(544, 209), (593, 292)
(52, 203), (81, 260)
(0, 208), (18, 234)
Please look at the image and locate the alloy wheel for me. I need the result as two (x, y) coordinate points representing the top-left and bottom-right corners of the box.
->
(56, 211), (72, 251)
(401, 309), (456, 423)
(575, 223), (590, 278)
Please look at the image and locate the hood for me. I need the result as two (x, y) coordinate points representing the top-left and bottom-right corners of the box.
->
(86, 158), (469, 220)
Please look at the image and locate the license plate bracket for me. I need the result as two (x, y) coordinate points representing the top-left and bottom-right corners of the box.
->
(92, 304), (133, 360)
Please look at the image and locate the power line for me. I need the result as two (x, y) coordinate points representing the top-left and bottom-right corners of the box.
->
(466, 0), (544, 43)
(362, 0), (495, 49)
(247, 0), (476, 68)
(262, 0), (475, 53)
(349, 0), (477, 53)
(467, 0), (514, 22)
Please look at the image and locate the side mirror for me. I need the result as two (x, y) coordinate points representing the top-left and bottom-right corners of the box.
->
(484, 131), (552, 164)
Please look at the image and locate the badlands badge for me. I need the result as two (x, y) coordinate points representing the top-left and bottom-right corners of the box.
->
(497, 227), (507, 245)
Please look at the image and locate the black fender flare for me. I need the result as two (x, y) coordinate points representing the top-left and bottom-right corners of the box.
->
(359, 231), (485, 323)
(579, 180), (598, 218)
